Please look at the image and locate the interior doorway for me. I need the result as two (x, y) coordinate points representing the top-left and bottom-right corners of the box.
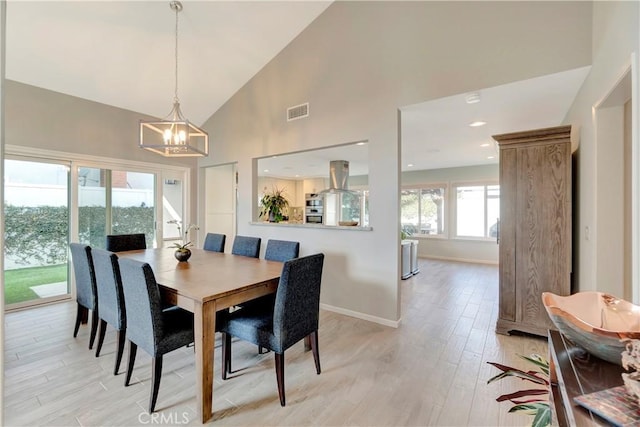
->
(202, 163), (237, 252)
(594, 67), (634, 300)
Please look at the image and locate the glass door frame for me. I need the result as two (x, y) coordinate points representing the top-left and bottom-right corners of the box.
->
(4, 145), (191, 311)
(4, 154), (73, 310)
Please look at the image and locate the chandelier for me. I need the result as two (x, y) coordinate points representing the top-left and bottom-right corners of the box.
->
(139, 1), (208, 157)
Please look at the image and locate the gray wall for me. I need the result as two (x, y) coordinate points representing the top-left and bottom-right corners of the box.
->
(199, 1), (592, 324)
(4, 80), (198, 230)
(5, 80), (196, 168)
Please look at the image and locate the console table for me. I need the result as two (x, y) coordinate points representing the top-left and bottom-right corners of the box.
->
(548, 330), (625, 426)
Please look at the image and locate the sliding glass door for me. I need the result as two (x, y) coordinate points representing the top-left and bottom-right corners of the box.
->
(4, 158), (70, 307)
(4, 151), (187, 310)
(78, 167), (156, 249)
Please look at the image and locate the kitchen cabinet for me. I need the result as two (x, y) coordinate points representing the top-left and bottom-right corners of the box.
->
(493, 125), (572, 337)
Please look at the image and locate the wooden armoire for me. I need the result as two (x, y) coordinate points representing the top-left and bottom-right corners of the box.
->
(493, 125), (572, 337)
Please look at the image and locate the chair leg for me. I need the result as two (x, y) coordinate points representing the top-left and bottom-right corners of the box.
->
(221, 332), (231, 380)
(95, 319), (107, 357)
(89, 309), (99, 350)
(309, 331), (321, 374)
(73, 304), (84, 337)
(275, 352), (285, 407)
(114, 329), (126, 375)
(149, 355), (163, 413)
(125, 341), (137, 386)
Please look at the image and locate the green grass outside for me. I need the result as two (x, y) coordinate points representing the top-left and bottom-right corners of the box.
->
(4, 264), (68, 305)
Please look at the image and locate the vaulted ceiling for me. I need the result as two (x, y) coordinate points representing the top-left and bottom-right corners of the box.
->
(6, 1), (590, 174)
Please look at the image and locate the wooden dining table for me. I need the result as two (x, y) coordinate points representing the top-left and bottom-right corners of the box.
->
(117, 247), (283, 423)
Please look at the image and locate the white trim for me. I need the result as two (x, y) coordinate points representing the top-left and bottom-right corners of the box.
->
(421, 255), (498, 266)
(632, 52), (640, 304)
(320, 303), (400, 328)
(5, 144), (189, 173)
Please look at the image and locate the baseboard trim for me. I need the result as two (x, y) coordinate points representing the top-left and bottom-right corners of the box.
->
(421, 255), (498, 265)
(320, 303), (400, 328)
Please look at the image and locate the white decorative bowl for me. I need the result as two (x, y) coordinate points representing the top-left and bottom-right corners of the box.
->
(542, 291), (640, 365)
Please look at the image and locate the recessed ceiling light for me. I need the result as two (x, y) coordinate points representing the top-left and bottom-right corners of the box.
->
(263, 169), (269, 173)
(271, 155), (278, 158)
(469, 121), (487, 127)
(407, 163), (414, 168)
(480, 143), (490, 147)
(487, 156), (495, 160)
(356, 142), (366, 146)
(465, 93), (481, 104)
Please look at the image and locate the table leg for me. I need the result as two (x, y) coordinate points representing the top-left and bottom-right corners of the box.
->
(194, 300), (216, 423)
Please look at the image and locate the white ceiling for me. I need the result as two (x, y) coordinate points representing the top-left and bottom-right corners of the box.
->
(400, 66), (591, 171)
(5, 1), (590, 179)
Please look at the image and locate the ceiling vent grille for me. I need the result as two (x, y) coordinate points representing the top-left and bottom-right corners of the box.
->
(287, 103), (309, 121)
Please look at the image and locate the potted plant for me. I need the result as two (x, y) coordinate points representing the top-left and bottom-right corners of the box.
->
(487, 353), (551, 427)
(167, 220), (199, 262)
(259, 186), (289, 223)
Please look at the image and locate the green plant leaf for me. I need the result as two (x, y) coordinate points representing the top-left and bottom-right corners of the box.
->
(520, 354), (550, 376)
(531, 404), (551, 427)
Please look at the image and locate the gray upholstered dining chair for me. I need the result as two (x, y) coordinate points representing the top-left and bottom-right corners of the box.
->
(264, 239), (300, 262)
(118, 258), (194, 413)
(219, 253), (324, 407)
(69, 243), (99, 349)
(231, 235), (261, 258)
(203, 232), (226, 253)
(249, 239), (300, 354)
(92, 248), (127, 375)
(105, 233), (147, 252)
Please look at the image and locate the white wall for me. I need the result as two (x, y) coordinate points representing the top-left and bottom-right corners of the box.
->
(199, 1), (592, 324)
(564, 1), (640, 296)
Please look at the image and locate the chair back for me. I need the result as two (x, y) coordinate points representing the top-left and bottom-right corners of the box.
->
(273, 253), (324, 349)
(69, 243), (97, 310)
(92, 249), (125, 330)
(203, 233), (226, 253)
(118, 258), (164, 355)
(106, 233), (147, 252)
(231, 235), (261, 258)
(265, 239), (300, 262)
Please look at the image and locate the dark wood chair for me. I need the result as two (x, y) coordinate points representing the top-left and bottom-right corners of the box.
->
(118, 258), (194, 413)
(92, 248), (127, 375)
(219, 253), (324, 406)
(105, 233), (147, 252)
(203, 232), (226, 253)
(69, 243), (99, 349)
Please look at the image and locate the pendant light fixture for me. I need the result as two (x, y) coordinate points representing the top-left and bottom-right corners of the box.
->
(139, 1), (208, 157)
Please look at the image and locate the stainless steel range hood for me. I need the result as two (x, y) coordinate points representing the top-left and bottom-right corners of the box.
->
(320, 160), (359, 194)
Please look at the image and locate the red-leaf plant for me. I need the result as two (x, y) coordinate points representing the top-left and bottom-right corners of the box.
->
(487, 354), (551, 427)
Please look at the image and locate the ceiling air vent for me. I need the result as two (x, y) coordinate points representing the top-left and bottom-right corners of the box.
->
(287, 103), (309, 121)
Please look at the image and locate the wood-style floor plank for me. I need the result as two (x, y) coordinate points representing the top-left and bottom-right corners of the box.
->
(4, 258), (549, 426)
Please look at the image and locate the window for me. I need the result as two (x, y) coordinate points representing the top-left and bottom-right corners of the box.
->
(78, 168), (156, 249)
(401, 186), (446, 237)
(454, 184), (499, 239)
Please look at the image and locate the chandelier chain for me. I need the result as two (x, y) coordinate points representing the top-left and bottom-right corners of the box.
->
(173, 1), (180, 104)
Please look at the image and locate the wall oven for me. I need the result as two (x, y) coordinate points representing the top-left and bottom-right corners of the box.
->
(305, 193), (324, 224)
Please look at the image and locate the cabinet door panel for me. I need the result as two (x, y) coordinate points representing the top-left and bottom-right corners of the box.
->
(515, 142), (569, 329)
(499, 148), (517, 321)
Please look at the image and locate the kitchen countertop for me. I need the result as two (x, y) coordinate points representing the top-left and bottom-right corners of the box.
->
(250, 221), (372, 231)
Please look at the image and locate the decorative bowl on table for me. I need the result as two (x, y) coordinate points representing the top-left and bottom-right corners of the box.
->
(542, 291), (640, 365)
(338, 221), (358, 226)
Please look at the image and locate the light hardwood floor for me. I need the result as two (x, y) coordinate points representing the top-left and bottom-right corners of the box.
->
(4, 259), (548, 426)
